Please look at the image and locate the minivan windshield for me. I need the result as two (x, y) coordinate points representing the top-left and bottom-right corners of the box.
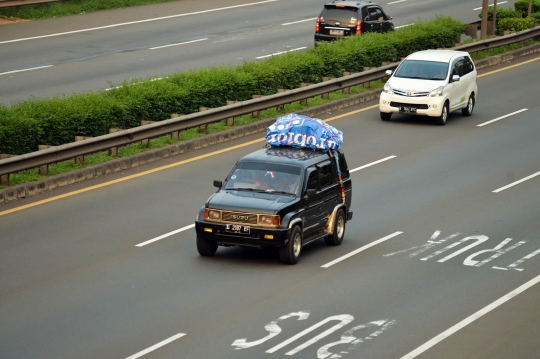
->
(224, 162), (302, 195)
(394, 60), (449, 81)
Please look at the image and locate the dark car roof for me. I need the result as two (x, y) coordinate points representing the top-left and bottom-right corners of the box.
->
(325, 1), (377, 8)
(238, 147), (330, 169)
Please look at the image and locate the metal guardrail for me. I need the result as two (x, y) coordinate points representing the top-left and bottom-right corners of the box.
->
(1, 26), (540, 177)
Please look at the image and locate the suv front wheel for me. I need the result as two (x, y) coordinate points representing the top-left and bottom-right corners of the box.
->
(197, 236), (218, 256)
(280, 226), (302, 265)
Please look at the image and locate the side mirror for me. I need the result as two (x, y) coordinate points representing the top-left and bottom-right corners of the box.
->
(306, 189), (317, 197)
(385, 69), (393, 76)
(213, 180), (223, 188)
(451, 74), (460, 82)
(388, 15), (393, 20)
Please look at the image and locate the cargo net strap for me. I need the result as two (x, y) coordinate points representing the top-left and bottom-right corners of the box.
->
(265, 114), (343, 153)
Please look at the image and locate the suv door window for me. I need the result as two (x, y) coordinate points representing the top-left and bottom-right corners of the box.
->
(306, 168), (319, 191)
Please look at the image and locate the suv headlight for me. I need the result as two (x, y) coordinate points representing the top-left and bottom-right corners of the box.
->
(204, 208), (221, 220)
(383, 82), (394, 94)
(429, 86), (444, 97)
(259, 215), (280, 226)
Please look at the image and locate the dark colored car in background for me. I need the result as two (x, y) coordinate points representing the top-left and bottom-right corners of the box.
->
(195, 146), (353, 265)
(315, 0), (394, 44)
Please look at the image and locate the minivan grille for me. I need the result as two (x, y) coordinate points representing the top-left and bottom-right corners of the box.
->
(393, 89), (430, 97)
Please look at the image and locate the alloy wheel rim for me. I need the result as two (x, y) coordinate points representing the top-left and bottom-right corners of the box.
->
(293, 233), (301, 257)
(337, 216), (345, 239)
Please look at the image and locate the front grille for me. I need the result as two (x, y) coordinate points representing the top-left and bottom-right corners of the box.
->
(222, 211), (258, 225)
(393, 89), (430, 97)
(390, 102), (429, 110)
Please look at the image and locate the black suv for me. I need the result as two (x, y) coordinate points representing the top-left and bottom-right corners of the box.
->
(195, 146), (353, 264)
(315, 0), (394, 44)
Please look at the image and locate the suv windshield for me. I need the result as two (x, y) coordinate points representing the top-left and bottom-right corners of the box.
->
(394, 60), (449, 80)
(224, 162), (302, 195)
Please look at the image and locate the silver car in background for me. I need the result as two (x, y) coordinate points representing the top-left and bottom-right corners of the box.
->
(379, 50), (478, 125)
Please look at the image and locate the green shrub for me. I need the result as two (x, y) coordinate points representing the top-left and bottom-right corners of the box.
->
(498, 17), (537, 32)
(514, 0), (540, 14)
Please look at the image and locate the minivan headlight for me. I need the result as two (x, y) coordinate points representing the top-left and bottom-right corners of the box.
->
(383, 82), (394, 94)
(429, 86), (444, 97)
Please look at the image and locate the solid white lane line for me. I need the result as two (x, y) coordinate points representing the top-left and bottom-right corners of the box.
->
(388, 0), (408, 4)
(477, 108), (528, 127)
(473, 1), (508, 11)
(400, 273), (540, 359)
(322, 232), (403, 268)
(126, 333), (186, 359)
(0, 65), (53, 75)
(282, 18), (316, 26)
(136, 224), (195, 247)
(0, 0), (278, 45)
(256, 47), (307, 59)
(150, 38), (207, 50)
(492, 170), (540, 193)
(350, 156), (397, 173)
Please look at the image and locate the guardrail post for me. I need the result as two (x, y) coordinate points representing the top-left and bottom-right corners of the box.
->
(322, 77), (332, 99)
(198, 108), (211, 134)
(74, 136), (92, 165)
(170, 114), (183, 139)
(141, 121), (157, 147)
(226, 101), (238, 125)
(38, 145), (52, 175)
(342, 73), (352, 94)
(108, 129), (122, 156)
(276, 90), (287, 111)
(251, 95), (263, 117)
(362, 68), (372, 88)
(0, 154), (12, 186)
(300, 84), (312, 105)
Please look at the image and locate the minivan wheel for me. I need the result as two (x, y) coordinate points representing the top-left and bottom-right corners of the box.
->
(197, 236), (218, 256)
(436, 103), (449, 125)
(380, 112), (392, 121)
(462, 94), (475, 116)
(325, 208), (345, 246)
(279, 226), (302, 265)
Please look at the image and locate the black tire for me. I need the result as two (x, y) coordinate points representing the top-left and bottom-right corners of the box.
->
(462, 94), (475, 116)
(279, 226), (302, 265)
(435, 102), (449, 126)
(197, 236), (218, 256)
(380, 112), (392, 121)
(325, 208), (346, 246)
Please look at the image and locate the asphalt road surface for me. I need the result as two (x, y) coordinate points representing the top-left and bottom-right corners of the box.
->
(0, 0), (520, 105)
(1, 49), (539, 358)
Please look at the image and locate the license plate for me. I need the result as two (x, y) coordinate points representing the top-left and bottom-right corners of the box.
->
(329, 29), (344, 36)
(399, 106), (417, 113)
(225, 224), (250, 234)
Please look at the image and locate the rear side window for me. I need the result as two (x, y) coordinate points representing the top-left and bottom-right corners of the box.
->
(366, 7), (384, 21)
(306, 168), (319, 191)
(317, 160), (335, 189)
(338, 153), (350, 180)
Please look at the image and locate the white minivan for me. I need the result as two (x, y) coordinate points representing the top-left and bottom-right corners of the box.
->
(379, 50), (478, 125)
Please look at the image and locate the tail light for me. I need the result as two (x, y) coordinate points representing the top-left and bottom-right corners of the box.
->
(315, 17), (320, 33)
(356, 20), (362, 35)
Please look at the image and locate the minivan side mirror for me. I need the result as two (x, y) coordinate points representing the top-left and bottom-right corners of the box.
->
(385, 69), (392, 76)
(451, 74), (460, 83)
(213, 180), (223, 188)
(306, 189), (317, 197)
